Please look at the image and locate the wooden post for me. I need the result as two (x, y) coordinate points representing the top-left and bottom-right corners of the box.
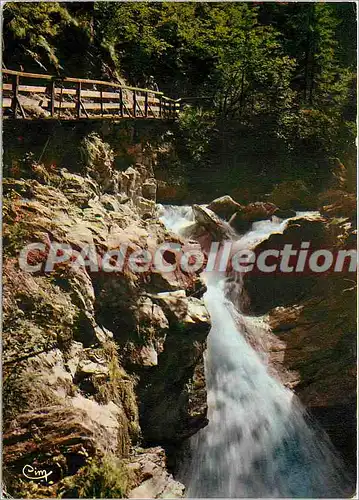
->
(58, 84), (63, 118)
(144, 92), (148, 117)
(119, 88), (123, 117)
(158, 96), (162, 118)
(12, 74), (19, 116)
(133, 90), (137, 117)
(100, 88), (104, 116)
(50, 79), (55, 117)
(76, 81), (81, 118)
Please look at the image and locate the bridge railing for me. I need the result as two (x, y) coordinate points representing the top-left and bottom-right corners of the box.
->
(2, 69), (180, 120)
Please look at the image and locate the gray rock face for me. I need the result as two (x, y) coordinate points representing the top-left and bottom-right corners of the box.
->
(242, 213), (356, 473)
(3, 136), (210, 497)
(138, 290), (210, 445)
(192, 204), (237, 240)
(128, 447), (185, 499)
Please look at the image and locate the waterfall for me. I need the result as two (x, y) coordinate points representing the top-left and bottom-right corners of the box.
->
(158, 204), (350, 498)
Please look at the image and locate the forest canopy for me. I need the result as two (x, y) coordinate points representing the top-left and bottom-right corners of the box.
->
(3, 2), (357, 201)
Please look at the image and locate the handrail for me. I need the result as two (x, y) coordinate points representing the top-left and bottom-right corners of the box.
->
(1, 69), (181, 121)
(2, 69), (166, 96)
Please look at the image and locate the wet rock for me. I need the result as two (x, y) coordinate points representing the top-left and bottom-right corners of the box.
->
(320, 191), (356, 219)
(242, 211), (356, 471)
(142, 180), (157, 201)
(207, 195), (243, 221)
(138, 291), (210, 444)
(273, 208), (297, 219)
(244, 213), (329, 313)
(192, 204), (236, 240)
(229, 202), (278, 232)
(3, 141), (210, 496)
(128, 447), (185, 498)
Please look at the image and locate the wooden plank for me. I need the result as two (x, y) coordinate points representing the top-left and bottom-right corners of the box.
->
(147, 102), (158, 118)
(3, 83), (14, 91)
(80, 99), (89, 118)
(137, 102), (145, 117)
(2, 70), (179, 120)
(2, 114), (172, 121)
(2, 84), (161, 104)
(17, 100), (159, 111)
(58, 85), (63, 118)
(3, 97), (160, 116)
(122, 100), (132, 117)
(3, 84), (48, 93)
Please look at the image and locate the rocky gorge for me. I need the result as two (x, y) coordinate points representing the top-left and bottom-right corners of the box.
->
(3, 133), (211, 498)
(3, 130), (356, 497)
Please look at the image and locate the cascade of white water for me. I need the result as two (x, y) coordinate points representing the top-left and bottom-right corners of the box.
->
(158, 204), (349, 498)
(157, 204), (195, 236)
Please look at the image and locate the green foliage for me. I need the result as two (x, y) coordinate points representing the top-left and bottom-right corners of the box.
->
(3, 2), (356, 202)
(178, 107), (215, 163)
(92, 340), (140, 452)
(4, 2), (75, 70)
(59, 454), (135, 498)
(268, 180), (314, 210)
(3, 370), (61, 425)
(3, 2), (96, 76)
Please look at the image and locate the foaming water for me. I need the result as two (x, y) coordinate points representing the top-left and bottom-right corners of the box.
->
(157, 204), (194, 236)
(238, 217), (288, 249)
(158, 205), (350, 498)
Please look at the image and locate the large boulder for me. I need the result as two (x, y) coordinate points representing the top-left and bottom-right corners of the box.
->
(128, 447), (185, 499)
(138, 290), (210, 444)
(192, 204), (236, 240)
(207, 195), (243, 221)
(243, 212), (330, 313)
(229, 202), (278, 232)
(319, 190), (356, 219)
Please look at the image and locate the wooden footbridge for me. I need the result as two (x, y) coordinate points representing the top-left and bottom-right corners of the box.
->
(1, 69), (180, 121)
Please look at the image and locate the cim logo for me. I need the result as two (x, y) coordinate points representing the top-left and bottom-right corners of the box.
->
(22, 464), (53, 482)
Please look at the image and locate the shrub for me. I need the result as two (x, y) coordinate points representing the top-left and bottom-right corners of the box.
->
(268, 180), (315, 210)
(59, 454), (135, 499)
